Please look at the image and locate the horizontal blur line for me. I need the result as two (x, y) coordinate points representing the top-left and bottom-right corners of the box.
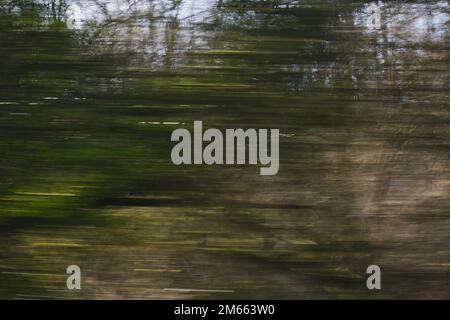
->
(98, 197), (317, 210)
(164, 288), (234, 293)
(15, 192), (78, 197)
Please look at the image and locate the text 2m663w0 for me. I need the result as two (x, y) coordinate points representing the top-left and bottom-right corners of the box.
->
(218, 305), (275, 315)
